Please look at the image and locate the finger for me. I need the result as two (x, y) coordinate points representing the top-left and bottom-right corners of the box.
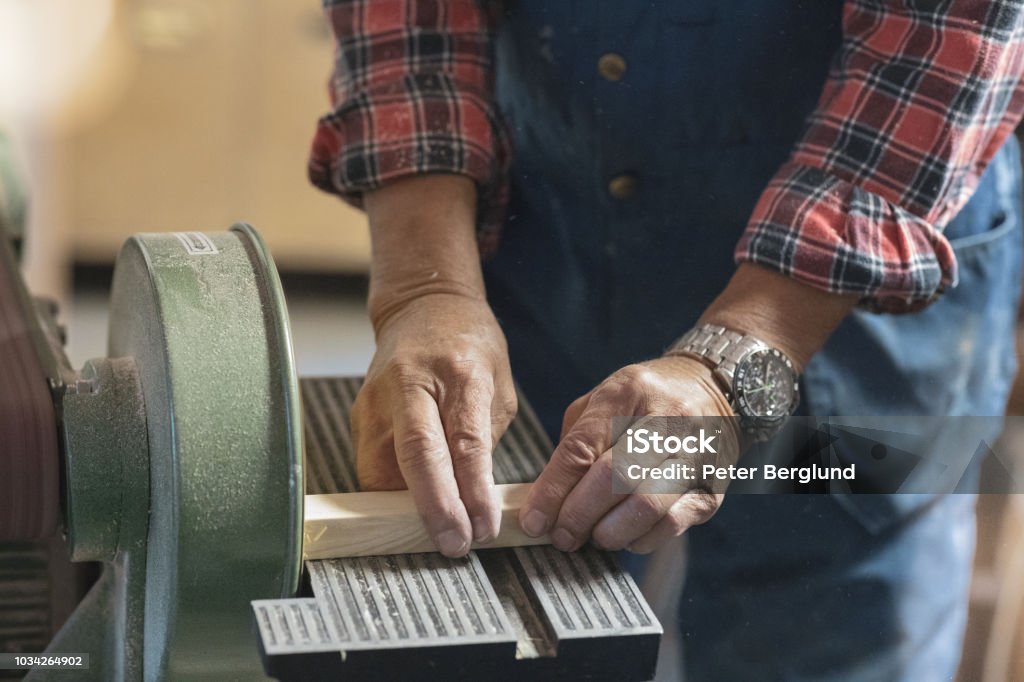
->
(590, 492), (679, 551)
(521, 382), (642, 538)
(441, 375), (500, 543)
(490, 376), (518, 447)
(392, 386), (473, 557)
(549, 451), (627, 551)
(485, 380), (517, 484)
(626, 490), (723, 554)
(352, 389), (404, 490)
(560, 392), (592, 441)
(354, 423), (404, 490)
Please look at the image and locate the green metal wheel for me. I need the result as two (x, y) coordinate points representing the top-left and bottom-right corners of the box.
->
(104, 224), (303, 679)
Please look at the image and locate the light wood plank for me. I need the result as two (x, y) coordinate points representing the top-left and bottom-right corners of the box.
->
(303, 483), (550, 559)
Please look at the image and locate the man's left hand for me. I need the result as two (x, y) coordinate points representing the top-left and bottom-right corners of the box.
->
(518, 355), (740, 554)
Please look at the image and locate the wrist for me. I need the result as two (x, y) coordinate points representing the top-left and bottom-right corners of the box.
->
(698, 263), (858, 372)
(666, 324), (801, 441)
(368, 284), (486, 335)
(365, 174), (487, 333)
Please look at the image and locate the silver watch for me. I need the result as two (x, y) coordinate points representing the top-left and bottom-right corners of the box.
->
(667, 324), (799, 441)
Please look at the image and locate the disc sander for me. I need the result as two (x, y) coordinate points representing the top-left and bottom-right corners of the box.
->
(106, 225), (303, 679)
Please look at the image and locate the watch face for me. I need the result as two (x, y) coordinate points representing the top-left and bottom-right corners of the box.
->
(734, 348), (798, 419)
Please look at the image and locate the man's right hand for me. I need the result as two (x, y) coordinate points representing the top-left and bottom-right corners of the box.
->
(353, 175), (516, 558)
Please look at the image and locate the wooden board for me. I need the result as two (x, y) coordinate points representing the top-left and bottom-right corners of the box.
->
(303, 483), (550, 559)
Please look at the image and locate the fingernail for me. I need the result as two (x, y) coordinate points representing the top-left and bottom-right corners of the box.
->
(551, 528), (576, 551)
(435, 530), (469, 557)
(472, 516), (495, 544)
(522, 509), (549, 537)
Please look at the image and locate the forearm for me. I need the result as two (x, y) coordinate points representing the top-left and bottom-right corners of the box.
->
(699, 263), (858, 372)
(356, 173), (515, 555)
(733, 3), (1024, 315)
(363, 175), (485, 331)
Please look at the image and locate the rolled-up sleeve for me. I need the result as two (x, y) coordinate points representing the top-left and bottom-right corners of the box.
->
(736, 1), (1024, 313)
(309, 0), (510, 254)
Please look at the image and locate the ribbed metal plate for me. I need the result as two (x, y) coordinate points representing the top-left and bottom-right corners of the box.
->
(307, 553), (516, 651)
(301, 377), (549, 495)
(512, 545), (660, 641)
(254, 377), (661, 681)
(252, 599), (336, 656)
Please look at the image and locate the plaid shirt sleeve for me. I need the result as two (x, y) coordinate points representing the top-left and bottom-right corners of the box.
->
(736, 1), (1024, 313)
(309, 0), (509, 254)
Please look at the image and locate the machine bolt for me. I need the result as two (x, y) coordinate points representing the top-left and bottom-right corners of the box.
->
(65, 378), (97, 396)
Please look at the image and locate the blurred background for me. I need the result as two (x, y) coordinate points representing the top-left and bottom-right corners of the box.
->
(1, 0), (375, 378)
(1, 1), (1023, 680)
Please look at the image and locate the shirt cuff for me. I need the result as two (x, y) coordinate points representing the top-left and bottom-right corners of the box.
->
(308, 73), (510, 256)
(735, 162), (957, 314)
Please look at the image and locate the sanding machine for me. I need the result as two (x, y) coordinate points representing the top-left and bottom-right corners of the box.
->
(0, 218), (661, 680)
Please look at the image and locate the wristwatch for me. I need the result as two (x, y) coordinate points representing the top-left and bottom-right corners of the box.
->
(667, 323), (799, 441)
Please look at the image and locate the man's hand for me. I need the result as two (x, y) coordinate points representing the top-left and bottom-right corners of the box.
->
(518, 356), (738, 554)
(352, 293), (516, 557)
(354, 175), (515, 558)
(519, 263), (858, 554)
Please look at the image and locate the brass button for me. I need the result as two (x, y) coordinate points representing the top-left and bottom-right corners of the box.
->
(597, 53), (627, 81)
(608, 174), (638, 200)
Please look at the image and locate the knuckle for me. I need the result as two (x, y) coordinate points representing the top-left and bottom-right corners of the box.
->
(556, 435), (600, 471)
(557, 504), (593, 535)
(396, 428), (445, 467)
(441, 356), (484, 382)
(495, 392), (518, 424)
(463, 472), (497, 501)
(614, 363), (646, 383)
(634, 495), (665, 521)
(682, 491), (721, 525)
(385, 360), (427, 389)
(530, 475), (571, 512)
(596, 364), (654, 408)
(592, 526), (627, 551)
(383, 359), (412, 383)
(594, 375), (627, 400)
(447, 430), (490, 463)
(618, 363), (657, 388)
(442, 365), (495, 407)
(667, 397), (697, 417)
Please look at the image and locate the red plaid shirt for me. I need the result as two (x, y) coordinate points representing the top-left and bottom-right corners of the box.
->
(309, 1), (1024, 313)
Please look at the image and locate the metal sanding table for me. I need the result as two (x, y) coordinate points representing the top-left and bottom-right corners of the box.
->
(255, 377), (661, 681)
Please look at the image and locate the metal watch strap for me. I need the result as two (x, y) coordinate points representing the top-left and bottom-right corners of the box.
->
(666, 324), (768, 397)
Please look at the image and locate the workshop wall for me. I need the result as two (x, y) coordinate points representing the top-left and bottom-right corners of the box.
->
(3, 0), (370, 283)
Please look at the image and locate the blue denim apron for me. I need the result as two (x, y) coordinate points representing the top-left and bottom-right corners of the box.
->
(485, 2), (1022, 679)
